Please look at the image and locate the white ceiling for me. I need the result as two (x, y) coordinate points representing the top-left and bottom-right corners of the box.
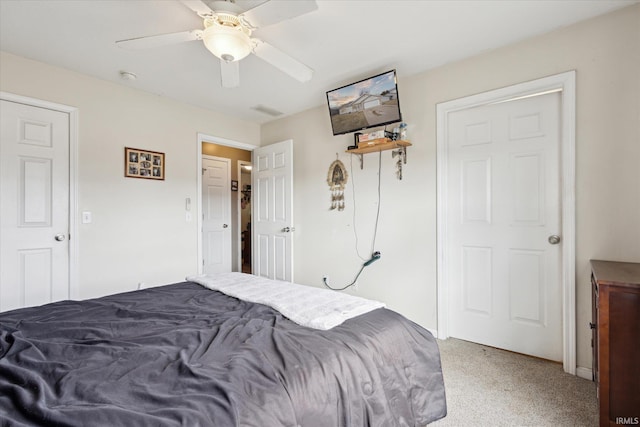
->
(1, 0), (636, 124)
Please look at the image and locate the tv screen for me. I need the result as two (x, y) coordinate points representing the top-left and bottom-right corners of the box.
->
(326, 69), (402, 136)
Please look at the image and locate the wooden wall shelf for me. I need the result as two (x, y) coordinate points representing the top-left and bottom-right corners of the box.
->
(346, 139), (411, 169)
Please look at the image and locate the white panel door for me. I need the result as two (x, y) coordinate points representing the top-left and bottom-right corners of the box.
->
(202, 156), (231, 274)
(0, 100), (70, 312)
(447, 92), (562, 361)
(252, 140), (293, 282)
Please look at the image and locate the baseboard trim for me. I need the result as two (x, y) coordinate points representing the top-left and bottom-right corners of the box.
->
(427, 328), (438, 339)
(576, 366), (592, 380)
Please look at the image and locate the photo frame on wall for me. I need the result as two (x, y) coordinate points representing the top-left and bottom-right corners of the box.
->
(124, 147), (165, 180)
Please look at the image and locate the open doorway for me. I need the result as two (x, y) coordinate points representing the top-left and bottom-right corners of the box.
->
(201, 142), (251, 273)
(239, 161), (252, 273)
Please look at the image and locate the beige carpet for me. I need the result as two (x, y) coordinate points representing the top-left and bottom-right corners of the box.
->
(430, 338), (597, 426)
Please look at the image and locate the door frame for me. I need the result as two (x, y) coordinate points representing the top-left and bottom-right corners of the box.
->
(435, 71), (576, 374)
(0, 91), (79, 300)
(196, 133), (257, 274)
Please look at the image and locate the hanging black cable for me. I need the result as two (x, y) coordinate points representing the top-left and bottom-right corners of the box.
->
(350, 154), (366, 261)
(323, 251), (381, 291)
(324, 151), (383, 291)
(370, 149), (382, 253)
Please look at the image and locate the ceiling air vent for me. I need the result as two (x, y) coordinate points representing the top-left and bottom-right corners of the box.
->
(252, 105), (284, 117)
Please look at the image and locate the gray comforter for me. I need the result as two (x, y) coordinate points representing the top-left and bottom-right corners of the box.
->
(0, 282), (446, 426)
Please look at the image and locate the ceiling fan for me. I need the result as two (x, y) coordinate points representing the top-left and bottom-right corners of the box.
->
(116, 0), (317, 88)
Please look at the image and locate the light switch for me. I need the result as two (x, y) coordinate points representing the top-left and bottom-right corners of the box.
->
(82, 211), (92, 224)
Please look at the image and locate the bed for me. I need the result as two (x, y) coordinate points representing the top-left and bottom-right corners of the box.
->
(0, 273), (446, 426)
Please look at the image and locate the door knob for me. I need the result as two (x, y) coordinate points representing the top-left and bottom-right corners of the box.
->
(548, 235), (561, 245)
(54, 234), (66, 242)
(223, 224), (228, 228)
(281, 227), (295, 233)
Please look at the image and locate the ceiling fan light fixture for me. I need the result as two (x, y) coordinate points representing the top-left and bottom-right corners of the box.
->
(202, 20), (252, 62)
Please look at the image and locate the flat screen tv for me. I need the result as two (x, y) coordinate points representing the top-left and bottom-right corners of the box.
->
(326, 69), (402, 136)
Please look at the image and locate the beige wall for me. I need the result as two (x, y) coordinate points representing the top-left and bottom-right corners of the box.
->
(261, 4), (640, 371)
(0, 51), (260, 298)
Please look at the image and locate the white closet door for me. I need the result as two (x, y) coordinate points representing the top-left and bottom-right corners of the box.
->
(446, 92), (562, 361)
(0, 100), (70, 312)
(202, 155), (231, 274)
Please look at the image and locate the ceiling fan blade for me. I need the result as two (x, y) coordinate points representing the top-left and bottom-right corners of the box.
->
(178, 0), (213, 17)
(252, 39), (313, 83)
(116, 30), (202, 50)
(240, 0), (317, 29)
(220, 60), (240, 88)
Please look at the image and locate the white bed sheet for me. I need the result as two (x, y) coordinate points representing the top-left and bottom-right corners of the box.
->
(186, 272), (385, 330)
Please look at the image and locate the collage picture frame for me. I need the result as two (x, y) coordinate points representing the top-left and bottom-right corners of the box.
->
(124, 147), (165, 180)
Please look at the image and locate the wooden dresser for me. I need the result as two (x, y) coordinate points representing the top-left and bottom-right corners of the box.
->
(590, 260), (640, 427)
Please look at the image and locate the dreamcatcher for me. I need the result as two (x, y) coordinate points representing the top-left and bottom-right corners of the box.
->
(327, 156), (348, 211)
